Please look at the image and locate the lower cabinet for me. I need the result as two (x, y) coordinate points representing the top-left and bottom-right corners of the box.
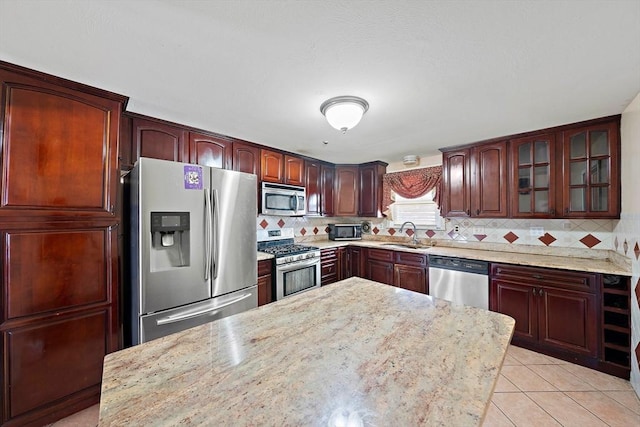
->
(257, 259), (273, 306)
(321, 247), (343, 286)
(393, 252), (428, 294)
(365, 248), (428, 293)
(490, 263), (599, 360)
(1, 225), (119, 426)
(366, 249), (394, 285)
(344, 246), (363, 279)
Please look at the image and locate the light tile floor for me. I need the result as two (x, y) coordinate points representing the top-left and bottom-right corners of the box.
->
(484, 346), (640, 426)
(49, 346), (640, 427)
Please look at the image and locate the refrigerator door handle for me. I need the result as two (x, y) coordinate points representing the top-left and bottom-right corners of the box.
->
(155, 292), (253, 326)
(212, 188), (220, 279)
(204, 188), (212, 281)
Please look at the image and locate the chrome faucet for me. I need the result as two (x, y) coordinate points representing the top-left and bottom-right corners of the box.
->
(399, 221), (418, 244)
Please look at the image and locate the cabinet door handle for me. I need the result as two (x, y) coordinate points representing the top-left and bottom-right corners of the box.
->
(549, 208), (555, 215)
(532, 288), (538, 296)
(532, 274), (544, 280)
(476, 209), (480, 215)
(467, 209), (470, 215)
(565, 208), (569, 214)
(539, 288), (544, 296)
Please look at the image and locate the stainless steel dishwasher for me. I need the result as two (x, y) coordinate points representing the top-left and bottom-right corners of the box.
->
(428, 255), (489, 309)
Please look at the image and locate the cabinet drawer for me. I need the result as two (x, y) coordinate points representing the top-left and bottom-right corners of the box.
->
(321, 262), (338, 277)
(394, 251), (427, 267)
(258, 259), (273, 277)
(491, 263), (598, 293)
(321, 248), (339, 261)
(367, 248), (394, 262)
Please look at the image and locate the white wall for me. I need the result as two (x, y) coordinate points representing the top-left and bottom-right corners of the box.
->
(615, 91), (640, 395)
(386, 154), (442, 173)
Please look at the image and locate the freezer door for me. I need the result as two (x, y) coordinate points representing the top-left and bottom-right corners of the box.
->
(137, 158), (211, 313)
(209, 168), (257, 297)
(139, 286), (258, 344)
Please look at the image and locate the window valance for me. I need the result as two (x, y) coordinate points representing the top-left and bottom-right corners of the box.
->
(382, 165), (442, 216)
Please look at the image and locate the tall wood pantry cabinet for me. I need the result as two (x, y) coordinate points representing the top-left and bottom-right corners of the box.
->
(0, 62), (127, 426)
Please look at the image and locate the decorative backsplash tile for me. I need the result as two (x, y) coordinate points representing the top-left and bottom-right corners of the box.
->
(257, 215), (618, 250)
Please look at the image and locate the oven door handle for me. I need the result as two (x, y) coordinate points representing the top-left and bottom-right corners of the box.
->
(278, 256), (319, 272)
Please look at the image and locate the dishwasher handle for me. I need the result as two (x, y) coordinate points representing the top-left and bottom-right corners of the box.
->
(428, 255), (489, 275)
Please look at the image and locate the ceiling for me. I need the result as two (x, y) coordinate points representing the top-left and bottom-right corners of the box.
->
(1, 0), (639, 165)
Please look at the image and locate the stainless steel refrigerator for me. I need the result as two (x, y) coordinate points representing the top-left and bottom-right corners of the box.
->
(126, 157), (258, 345)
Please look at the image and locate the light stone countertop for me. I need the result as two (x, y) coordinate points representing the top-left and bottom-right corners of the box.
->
(99, 277), (515, 426)
(301, 239), (631, 276)
(257, 251), (274, 261)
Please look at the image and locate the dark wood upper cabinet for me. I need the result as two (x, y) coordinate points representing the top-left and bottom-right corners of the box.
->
(334, 166), (359, 216)
(0, 67), (124, 219)
(441, 115), (621, 219)
(510, 134), (556, 217)
(260, 150), (304, 186)
(470, 141), (508, 218)
(284, 155), (305, 186)
(306, 161), (335, 216)
(441, 149), (471, 217)
(188, 131), (232, 169)
(232, 141), (261, 176)
(358, 161), (387, 217)
(321, 164), (336, 217)
(560, 120), (620, 218)
(261, 148), (284, 183)
(131, 116), (189, 163)
(305, 161), (322, 216)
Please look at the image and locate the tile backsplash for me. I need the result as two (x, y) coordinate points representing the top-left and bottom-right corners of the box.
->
(258, 215), (615, 250)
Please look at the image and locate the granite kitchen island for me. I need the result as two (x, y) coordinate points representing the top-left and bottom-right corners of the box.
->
(99, 277), (514, 426)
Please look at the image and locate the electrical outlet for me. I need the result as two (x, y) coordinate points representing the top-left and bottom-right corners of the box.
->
(453, 225), (460, 233)
(529, 226), (544, 237)
(473, 226), (485, 235)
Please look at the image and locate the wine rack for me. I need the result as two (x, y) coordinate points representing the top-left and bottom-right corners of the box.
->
(601, 274), (631, 373)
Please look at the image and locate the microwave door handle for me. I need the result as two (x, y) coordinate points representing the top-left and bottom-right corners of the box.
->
(204, 188), (212, 281)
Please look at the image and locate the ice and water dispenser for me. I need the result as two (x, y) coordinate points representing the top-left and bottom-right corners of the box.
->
(150, 212), (190, 271)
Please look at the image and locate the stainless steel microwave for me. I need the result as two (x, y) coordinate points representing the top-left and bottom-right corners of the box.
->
(328, 223), (362, 241)
(261, 182), (306, 216)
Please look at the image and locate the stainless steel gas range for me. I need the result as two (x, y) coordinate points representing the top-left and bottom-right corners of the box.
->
(257, 228), (321, 300)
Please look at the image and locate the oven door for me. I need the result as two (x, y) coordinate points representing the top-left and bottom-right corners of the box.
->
(275, 257), (321, 300)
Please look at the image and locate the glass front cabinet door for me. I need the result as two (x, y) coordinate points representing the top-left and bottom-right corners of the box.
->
(510, 134), (556, 217)
(561, 121), (620, 218)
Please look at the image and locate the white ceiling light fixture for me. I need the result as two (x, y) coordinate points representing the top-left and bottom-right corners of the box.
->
(320, 96), (369, 134)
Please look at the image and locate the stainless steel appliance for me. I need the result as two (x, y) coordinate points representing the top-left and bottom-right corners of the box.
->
(328, 223), (362, 241)
(428, 255), (489, 309)
(127, 157), (258, 345)
(257, 228), (320, 299)
(261, 182), (306, 216)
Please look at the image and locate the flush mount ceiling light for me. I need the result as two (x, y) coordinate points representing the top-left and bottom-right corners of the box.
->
(320, 96), (369, 134)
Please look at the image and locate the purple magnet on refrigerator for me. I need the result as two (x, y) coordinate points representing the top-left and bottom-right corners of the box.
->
(183, 165), (203, 189)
